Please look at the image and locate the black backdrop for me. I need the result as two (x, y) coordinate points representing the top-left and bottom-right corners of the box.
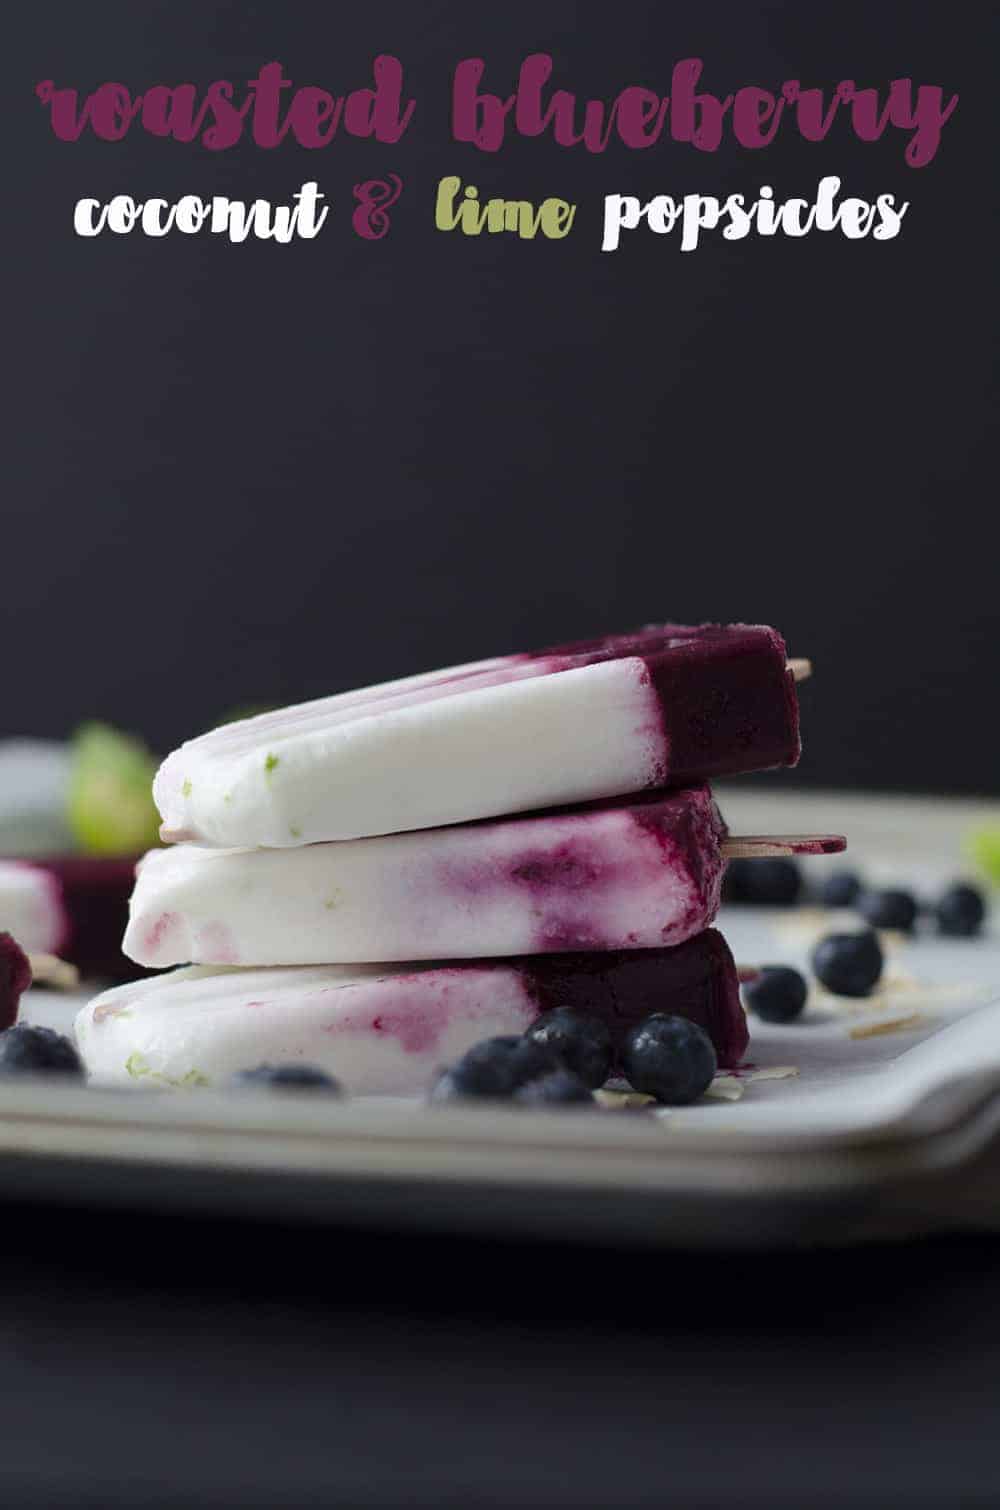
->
(6, 2), (997, 793)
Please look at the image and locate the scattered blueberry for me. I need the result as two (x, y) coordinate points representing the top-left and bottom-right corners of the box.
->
(0, 1023), (84, 1078)
(856, 888), (918, 934)
(0, 933), (32, 1032)
(229, 1064), (342, 1093)
(511, 1068), (594, 1107)
(811, 929), (884, 998)
(621, 1014), (717, 1105)
(742, 966), (809, 1024)
(523, 1008), (613, 1089)
(428, 1035), (560, 1103)
(935, 883), (987, 938)
(722, 857), (802, 906)
(820, 871), (863, 909)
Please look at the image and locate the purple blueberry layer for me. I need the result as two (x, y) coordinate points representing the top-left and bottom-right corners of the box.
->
(516, 928), (748, 1070)
(531, 622), (800, 782)
(641, 626), (799, 783)
(629, 784), (727, 929)
(434, 784), (727, 956)
(32, 856), (144, 982)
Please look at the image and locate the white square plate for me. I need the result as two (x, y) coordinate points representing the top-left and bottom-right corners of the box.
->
(7, 790), (1000, 1248)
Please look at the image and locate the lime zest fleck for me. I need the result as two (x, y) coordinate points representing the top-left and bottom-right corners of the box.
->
(181, 779), (192, 798)
(124, 1052), (208, 1088)
(289, 823), (302, 838)
(265, 753), (280, 775)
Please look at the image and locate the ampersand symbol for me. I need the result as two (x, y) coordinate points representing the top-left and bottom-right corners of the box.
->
(352, 174), (403, 240)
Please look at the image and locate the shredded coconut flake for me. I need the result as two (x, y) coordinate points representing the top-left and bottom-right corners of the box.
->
(849, 1012), (924, 1040)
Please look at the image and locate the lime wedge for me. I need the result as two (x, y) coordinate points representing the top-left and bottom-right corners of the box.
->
(67, 723), (161, 857)
(968, 824), (1000, 888)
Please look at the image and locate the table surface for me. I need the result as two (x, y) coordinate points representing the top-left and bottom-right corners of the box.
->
(7, 786), (1000, 1507)
(4, 1202), (1000, 1509)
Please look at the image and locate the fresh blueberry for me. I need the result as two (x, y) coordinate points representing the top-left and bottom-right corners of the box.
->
(811, 929), (884, 998)
(229, 1064), (342, 1093)
(742, 965), (809, 1023)
(820, 871), (863, 909)
(511, 1068), (594, 1106)
(0, 933), (32, 1032)
(722, 858), (802, 906)
(621, 1014), (717, 1105)
(523, 1008), (613, 1089)
(0, 1023), (84, 1078)
(428, 1035), (560, 1103)
(935, 883), (987, 938)
(856, 889), (918, 934)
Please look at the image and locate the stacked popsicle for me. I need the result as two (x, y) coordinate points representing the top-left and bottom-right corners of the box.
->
(77, 623), (842, 1094)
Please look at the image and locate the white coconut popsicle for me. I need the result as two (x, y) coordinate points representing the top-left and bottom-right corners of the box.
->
(154, 623), (802, 848)
(76, 930), (749, 1094)
(126, 786), (736, 968)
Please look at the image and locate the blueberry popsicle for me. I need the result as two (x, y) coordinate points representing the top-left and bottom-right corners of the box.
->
(76, 929), (748, 1094)
(155, 623), (802, 848)
(0, 856), (141, 982)
(125, 786), (844, 969)
(0, 860), (67, 956)
(128, 785), (725, 966)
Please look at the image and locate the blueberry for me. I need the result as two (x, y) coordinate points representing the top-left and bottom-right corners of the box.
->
(229, 1064), (342, 1093)
(429, 1035), (560, 1103)
(811, 929), (884, 998)
(621, 1014), (717, 1105)
(856, 889), (918, 934)
(820, 871), (863, 909)
(512, 1068), (594, 1107)
(523, 1008), (612, 1089)
(935, 883), (987, 938)
(722, 858), (802, 906)
(0, 1023), (84, 1078)
(0, 933), (32, 1032)
(742, 966), (809, 1023)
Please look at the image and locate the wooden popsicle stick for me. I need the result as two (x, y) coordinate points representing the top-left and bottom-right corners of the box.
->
(722, 834), (847, 859)
(786, 658), (812, 682)
(27, 953), (80, 991)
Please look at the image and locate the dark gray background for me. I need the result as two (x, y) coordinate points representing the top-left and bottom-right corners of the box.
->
(6, 2), (996, 793)
(5, 1198), (1000, 1509)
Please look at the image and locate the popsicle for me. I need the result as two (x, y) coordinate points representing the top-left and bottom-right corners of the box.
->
(0, 856), (140, 981)
(76, 928), (749, 1094)
(155, 623), (802, 848)
(0, 860), (67, 956)
(125, 785), (844, 968)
